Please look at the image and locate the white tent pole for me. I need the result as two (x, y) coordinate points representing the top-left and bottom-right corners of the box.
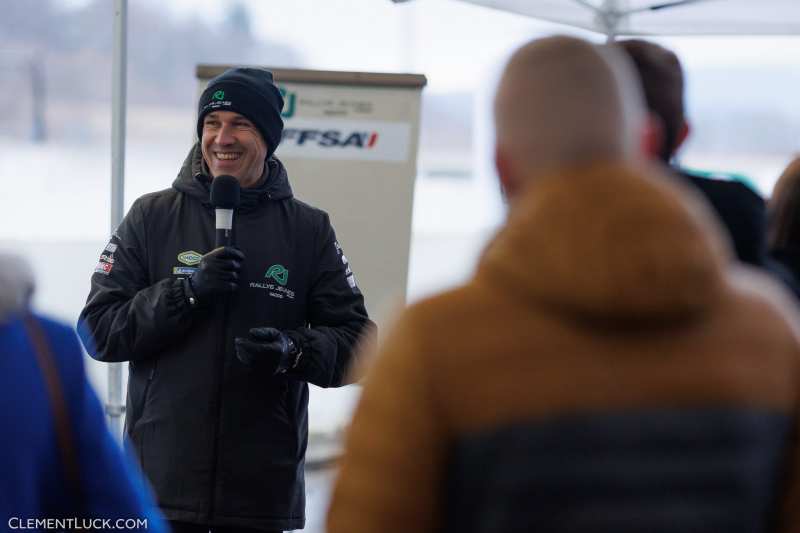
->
(601, 0), (620, 41)
(108, 0), (128, 440)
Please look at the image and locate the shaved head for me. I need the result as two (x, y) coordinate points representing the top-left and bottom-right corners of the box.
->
(494, 35), (646, 196)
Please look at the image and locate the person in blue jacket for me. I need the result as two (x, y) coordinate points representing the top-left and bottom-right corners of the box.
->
(0, 252), (166, 532)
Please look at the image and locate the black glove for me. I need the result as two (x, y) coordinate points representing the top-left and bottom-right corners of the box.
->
(188, 246), (245, 305)
(235, 327), (302, 374)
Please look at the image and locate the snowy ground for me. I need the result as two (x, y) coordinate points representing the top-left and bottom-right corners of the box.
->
(1, 138), (501, 437)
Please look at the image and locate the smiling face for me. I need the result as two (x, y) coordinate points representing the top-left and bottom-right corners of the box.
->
(201, 111), (268, 188)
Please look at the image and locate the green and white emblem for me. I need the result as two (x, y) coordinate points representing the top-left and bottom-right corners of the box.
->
(177, 250), (202, 266)
(265, 264), (289, 286)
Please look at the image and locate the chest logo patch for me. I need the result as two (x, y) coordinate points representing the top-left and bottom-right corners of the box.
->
(250, 264), (294, 300)
(265, 264), (289, 286)
(178, 251), (202, 266)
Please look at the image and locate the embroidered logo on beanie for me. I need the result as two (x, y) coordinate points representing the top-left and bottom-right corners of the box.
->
(212, 90), (225, 101)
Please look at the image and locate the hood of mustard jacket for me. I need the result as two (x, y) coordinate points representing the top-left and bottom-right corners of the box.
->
(480, 161), (731, 326)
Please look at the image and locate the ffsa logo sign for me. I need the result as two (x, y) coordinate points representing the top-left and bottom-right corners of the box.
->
(282, 129), (379, 149)
(277, 118), (410, 162)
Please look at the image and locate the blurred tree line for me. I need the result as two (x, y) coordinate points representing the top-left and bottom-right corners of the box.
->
(0, 0), (302, 140)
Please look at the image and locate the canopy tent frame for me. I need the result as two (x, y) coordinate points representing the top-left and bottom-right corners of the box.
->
(444, 0), (800, 37)
(570, 0), (730, 40)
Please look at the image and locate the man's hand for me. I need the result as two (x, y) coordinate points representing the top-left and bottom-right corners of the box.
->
(235, 327), (301, 374)
(188, 246), (245, 305)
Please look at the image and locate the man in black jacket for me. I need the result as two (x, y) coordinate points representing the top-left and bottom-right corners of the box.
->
(617, 39), (797, 285)
(79, 67), (375, 533)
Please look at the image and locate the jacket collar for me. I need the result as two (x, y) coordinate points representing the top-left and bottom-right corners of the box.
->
(172, 143), (293, 212)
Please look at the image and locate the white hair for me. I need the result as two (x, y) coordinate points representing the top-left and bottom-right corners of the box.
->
(0, 253), (34, 322)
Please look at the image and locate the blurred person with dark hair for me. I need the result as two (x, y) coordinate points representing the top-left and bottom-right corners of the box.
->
(326, 35), (800, 533)
(617, 39), (687, 164)
(0, 253), (166, 532)
(769, 156), (800, 280)
(618, 39), (799, 296)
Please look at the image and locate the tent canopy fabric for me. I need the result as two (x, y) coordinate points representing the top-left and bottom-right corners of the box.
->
(458, 0), (800, 36)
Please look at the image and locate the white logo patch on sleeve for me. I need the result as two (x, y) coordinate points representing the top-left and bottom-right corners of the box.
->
(95, 239), (117, 276)
(334, 241), (359, 292)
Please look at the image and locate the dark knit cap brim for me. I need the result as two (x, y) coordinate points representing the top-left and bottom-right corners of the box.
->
(197, 68), (284, 158)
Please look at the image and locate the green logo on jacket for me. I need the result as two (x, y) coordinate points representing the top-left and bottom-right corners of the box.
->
(265, 264), (289, 286)
(178, 251), (203, 266)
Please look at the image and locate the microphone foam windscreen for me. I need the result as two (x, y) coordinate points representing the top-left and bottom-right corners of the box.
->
(210, 175), (241, 209)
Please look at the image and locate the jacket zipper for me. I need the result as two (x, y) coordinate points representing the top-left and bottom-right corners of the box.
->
(207, 303), (228, 522)
(136, 360), (157, 421)
(129, 360), (156, 467)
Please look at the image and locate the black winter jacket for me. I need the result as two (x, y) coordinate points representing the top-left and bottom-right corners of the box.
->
(679, 169), (766, 265)
(678, 169), (800, 297)
(79, 144), (374, 531)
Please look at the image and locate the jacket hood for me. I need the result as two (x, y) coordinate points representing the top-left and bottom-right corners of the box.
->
(172, 143), (293, 211)
(479, 162), (730, 325)
(0, 253), (34, 322)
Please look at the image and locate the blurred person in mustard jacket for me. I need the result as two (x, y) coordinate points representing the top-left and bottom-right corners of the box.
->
(327, 35), (800, 533)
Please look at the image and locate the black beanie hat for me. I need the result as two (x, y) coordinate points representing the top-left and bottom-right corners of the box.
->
(197, 67), (285, 158)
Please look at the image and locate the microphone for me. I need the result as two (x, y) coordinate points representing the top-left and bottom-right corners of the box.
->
(210, 175), (241, 248)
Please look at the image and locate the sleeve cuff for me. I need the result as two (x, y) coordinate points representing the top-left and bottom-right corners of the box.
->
(165, 278), (198, 316)
(285, 331), (309, 375)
